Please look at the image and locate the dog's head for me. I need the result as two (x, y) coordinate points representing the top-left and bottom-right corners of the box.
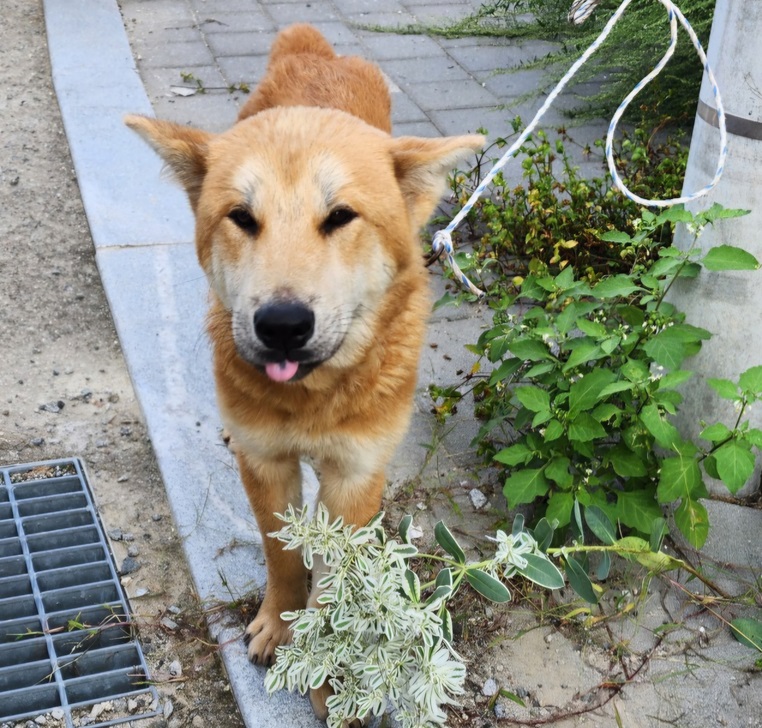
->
(126, 109), (482, 382)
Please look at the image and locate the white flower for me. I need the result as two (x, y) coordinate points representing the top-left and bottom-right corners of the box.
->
(488, 529), (537, 577)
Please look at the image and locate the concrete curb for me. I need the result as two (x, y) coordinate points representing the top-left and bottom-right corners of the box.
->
(42, 0), (320, 724)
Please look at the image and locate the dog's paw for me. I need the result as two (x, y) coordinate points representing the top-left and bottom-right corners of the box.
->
(243, 609), (292, 665)
(310, 683), (365, 727)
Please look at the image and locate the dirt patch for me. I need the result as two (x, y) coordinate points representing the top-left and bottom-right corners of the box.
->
(0, 2), (243, 725)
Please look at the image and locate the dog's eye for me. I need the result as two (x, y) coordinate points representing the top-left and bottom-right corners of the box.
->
(228, 207), (259, 235)
(321, 207), (358, 235)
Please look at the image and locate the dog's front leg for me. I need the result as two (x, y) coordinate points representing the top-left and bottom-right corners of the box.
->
(237, 453), (308, 665)
(308, 462), (387, 723)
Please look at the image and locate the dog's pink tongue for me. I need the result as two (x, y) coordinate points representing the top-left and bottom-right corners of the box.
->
(265, 360), (299, 382)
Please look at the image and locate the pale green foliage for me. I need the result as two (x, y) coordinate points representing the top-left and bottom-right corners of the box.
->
(263, 504), (561, 728)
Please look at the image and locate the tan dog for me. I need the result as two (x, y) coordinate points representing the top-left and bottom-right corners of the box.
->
(126, 23), (482, 719)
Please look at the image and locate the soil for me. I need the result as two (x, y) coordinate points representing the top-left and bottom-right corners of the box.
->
(0, 2), (244, 726)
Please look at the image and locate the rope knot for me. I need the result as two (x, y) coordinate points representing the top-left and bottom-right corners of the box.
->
(430, 229), (485, 298)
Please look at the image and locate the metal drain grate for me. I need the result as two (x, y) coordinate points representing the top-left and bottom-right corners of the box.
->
(0, 458), (159, 727)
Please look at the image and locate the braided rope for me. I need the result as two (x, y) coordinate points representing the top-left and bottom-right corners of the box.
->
(433, 0), (727, 296)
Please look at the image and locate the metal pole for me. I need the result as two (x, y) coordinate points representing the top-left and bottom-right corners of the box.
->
(672, 0), (762, 496)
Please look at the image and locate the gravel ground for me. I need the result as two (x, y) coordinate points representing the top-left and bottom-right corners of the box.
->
(0, 2), (244, 726)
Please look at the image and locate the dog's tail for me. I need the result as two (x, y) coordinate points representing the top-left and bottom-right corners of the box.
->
(268, 24), (335, 66)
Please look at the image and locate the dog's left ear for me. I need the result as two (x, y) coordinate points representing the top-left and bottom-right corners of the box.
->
(389, 134), (485, 230)
(125, 114), (213, 211)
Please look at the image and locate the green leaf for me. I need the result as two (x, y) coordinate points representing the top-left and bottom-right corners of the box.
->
(576, 318), (608, 338)
(569, 369), (616, 418)
(657, 451), (705, 502)
(489, 357), (523, 385)
(617, 490), (663, 534)
(714, 441), (756, 494)
(739, 365), (762, 395)
(674, 498), (709, 549)
(658, 205), (694, 223)
(545, 491), (573, 527)
(592, 275), (641, 299)
(503, 469), (550, 508)
(707, 378), (740, 400)
(434, 521), (465, 564)
(563, 340), (604, 371)
(398, 514), (413, 543)
(465, 568), (511, 603)
(702, 245), (759, 271)
(545, 456), (572, 489)
(640, 404), (681, 449)
(564, 556), (598, 603)
(596, 551), (611, 580)
(658, 370), (693, 390)
(518, 553), (565, 589)
(607, 443), (648, 478)
(643, 330), (687, 369)
(703, 454), (720, 479)
(543, 419), (565, 442)
(584, 506), (616, 545)
(746, 429), (762, 448)
(568, 412), (607, 442)
(533, 517), (555, 551)
(598, 380), (635, 399)
(403, 568), (421, 602)
(508, 338), (554, 362)
(515, 385), (551, 413)
(494, 442), (534, 467)
(699, 422), (732, 443)
(730, 618), (762, 652)
(701, 204), (749, 222)
(599, 230), (632, 244)
(592, 403), (620, 423)
(436, 568), (453, 590)
(439, 605), (453, 644)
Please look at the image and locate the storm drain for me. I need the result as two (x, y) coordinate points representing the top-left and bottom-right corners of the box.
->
(0, 458), (159, 727)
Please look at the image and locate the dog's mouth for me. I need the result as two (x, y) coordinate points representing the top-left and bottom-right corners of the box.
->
(259, 358), (320, 382)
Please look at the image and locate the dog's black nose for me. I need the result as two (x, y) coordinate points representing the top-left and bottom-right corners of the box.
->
(254, 302), (315, 352)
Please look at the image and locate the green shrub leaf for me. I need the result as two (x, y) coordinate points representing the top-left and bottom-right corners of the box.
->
(503, 468), (550, 507)
(519, 553), (565, 589)
(640, 404), (681, 449)
(494, 442), (534, 466)
(674, 498), (709, 549)
(545, 491), (573, 527)
(707, 378), (739, 400)
(617, 490), (663, 534)
(569, 369), (616, 417)
(584, 505), (616, 544)
(702, 245), (759, 271)
(714, 441), (756, 494)
(516, 385), (551, 413)
(564, 556), (598, 603)
(568, 412), (607, 442)
(592, 275), (641, 299)
(730, 618), (762, 652)
(508, 338), (555, 361)
(466, 568), (511, 603)
(657, 451), (705, 503)
(739, 365), (762, 395)
(434, 521), (466, 564)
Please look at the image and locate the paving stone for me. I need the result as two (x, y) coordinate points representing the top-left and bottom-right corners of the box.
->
(357, 31), (444, 61)
(393, 120), (441, 137)
(391, 91), (429, 123)
(264, 1), (341, 24)
(403, 78), (498, 111)
(196, 11), (276, 33)
(138, 39), (215, 67)
(407, 3), (476, 23)
(217, 54), (270, 86)
(445, 40), (558, 73)
(206, 29), (277, 57)
(120, 0), (196, 29)
(381, 56), (471, 83)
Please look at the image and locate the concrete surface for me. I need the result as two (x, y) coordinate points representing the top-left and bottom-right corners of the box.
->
(39, 0), (762, 726)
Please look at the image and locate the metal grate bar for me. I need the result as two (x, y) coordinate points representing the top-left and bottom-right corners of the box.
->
(0, 458), (160, 727)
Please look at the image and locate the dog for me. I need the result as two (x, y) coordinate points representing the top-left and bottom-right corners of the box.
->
(126, 23), (483, 719)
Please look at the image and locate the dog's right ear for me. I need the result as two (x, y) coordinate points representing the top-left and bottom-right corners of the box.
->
(125, 115), (212, 210)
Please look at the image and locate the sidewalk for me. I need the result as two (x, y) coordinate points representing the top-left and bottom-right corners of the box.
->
(42, 0), (762, 726)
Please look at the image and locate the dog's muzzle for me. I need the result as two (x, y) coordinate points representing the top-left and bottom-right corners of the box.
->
(253, 302), (316, 382)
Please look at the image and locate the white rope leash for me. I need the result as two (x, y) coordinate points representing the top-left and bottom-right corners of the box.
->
(433, 0), (728, 296)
